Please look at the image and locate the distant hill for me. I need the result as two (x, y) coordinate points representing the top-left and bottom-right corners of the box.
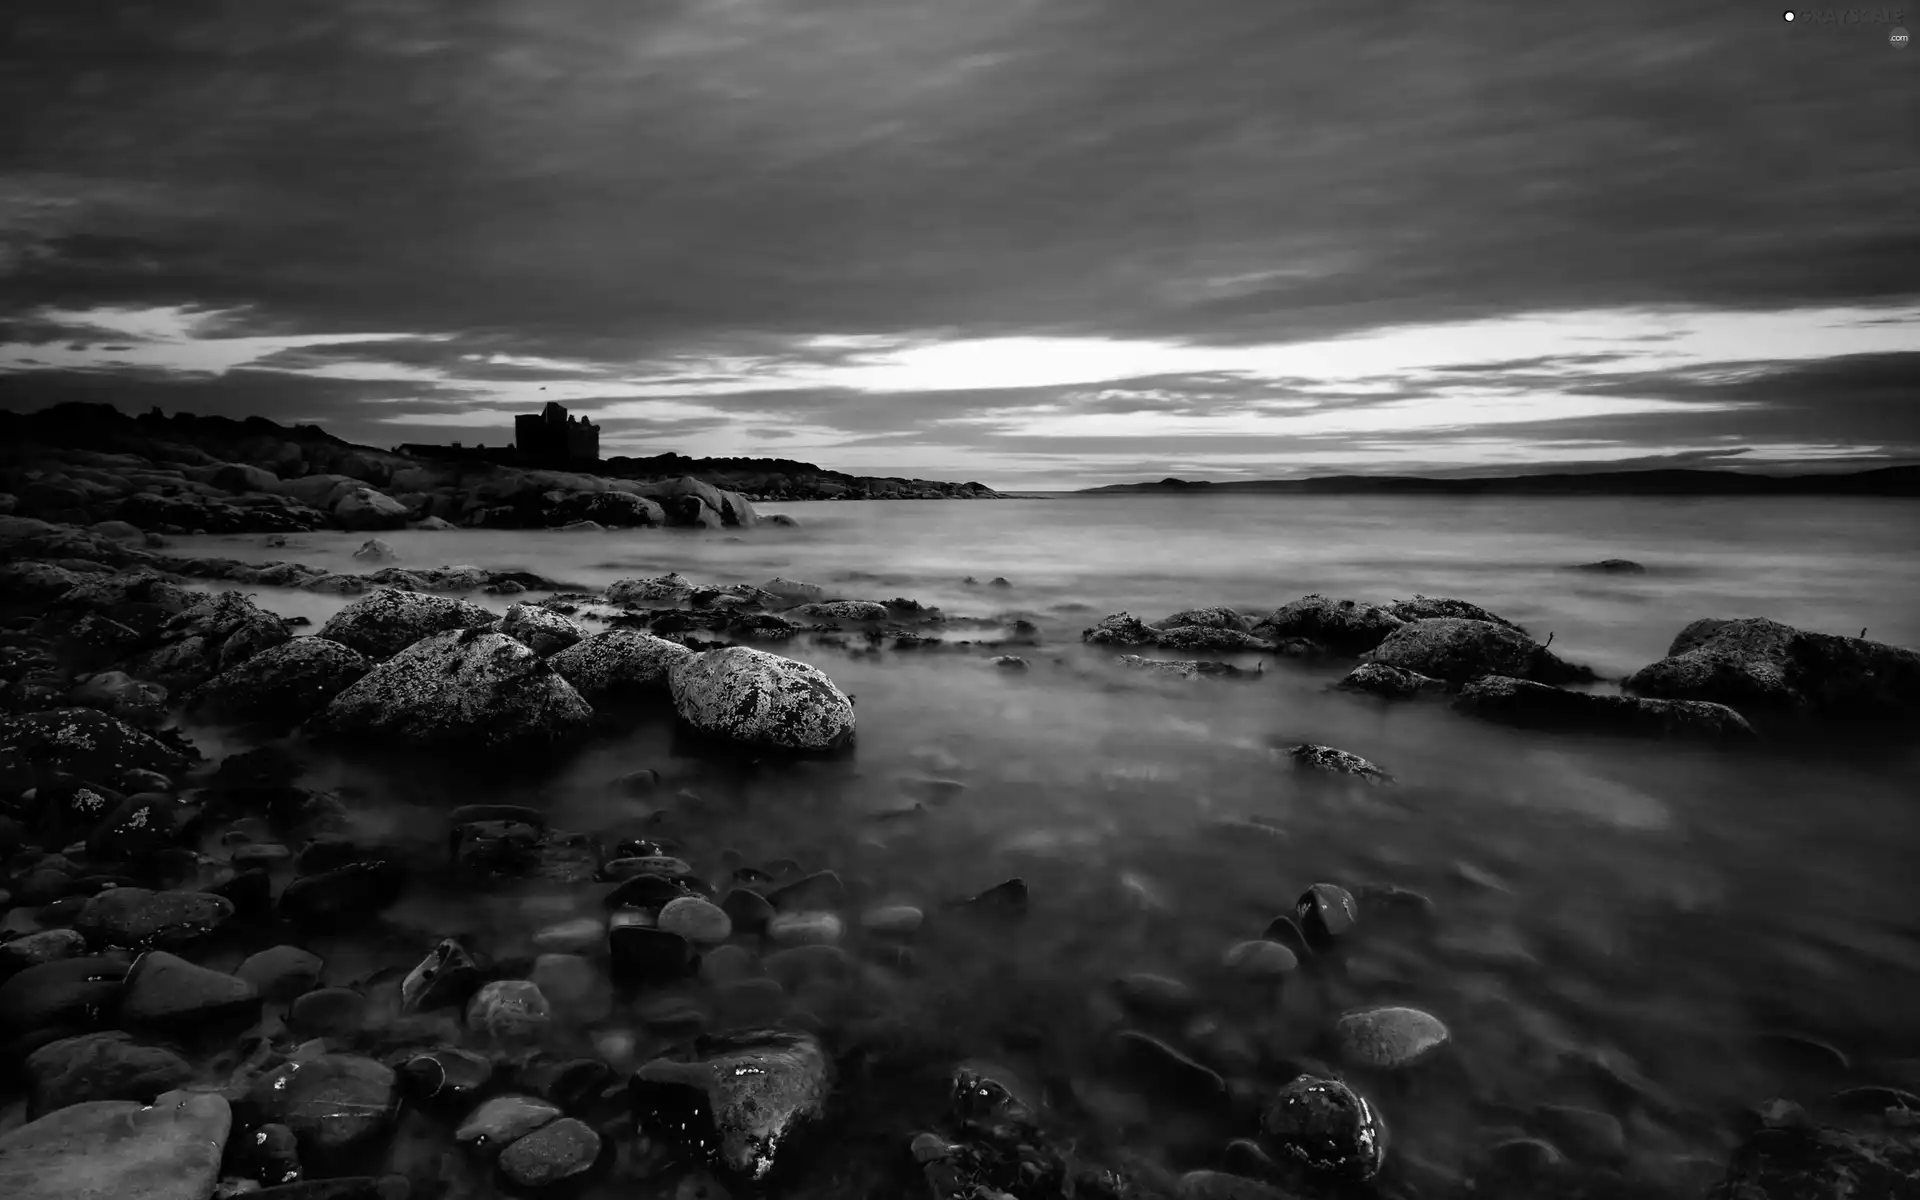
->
(1076, 466), (1920, 497)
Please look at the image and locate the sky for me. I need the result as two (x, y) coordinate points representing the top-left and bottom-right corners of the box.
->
(1, 0), (1915, 488)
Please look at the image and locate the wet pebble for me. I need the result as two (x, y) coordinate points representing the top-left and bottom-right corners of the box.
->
(719, 888), (776, 934)
(766, 911), (844, 946)
(74, 887), (232, 950)
(400, 938), (478, 1015)
(0, 929), (88, 974)
(466, 980), (552, 1044)
(24, 1030), (193, 1114)
(1260, 915), (1312, 958)
(860, 904), (924, 937)
(119, 950), (260, 1030)
(533, 916), (606, 954)
(1113, 972), (1198, 1017)
(657, 896), (732, 944)
(400, 1047), (493, 1106)
(287, 987), (368, 1040)
(608, 920), (693, 983)
(455, 1094), (561, 1149)
(1293, 884), (1358, 948)
(1332, 1005), (1451, 1070)
(498, 1116), (602, 1188)
(242, 1054), (402, 1158)
(1222, 940), (1297, 980)
(1259, 1074), (1388, 1183)
(531, 953), (611, 1022)
(232, 1121), (304, 1187)
(603, 855), (697, 882)
(768, 870), (846, 911)
(699, 944), (758, 984)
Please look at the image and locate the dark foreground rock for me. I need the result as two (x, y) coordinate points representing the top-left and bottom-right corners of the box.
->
(309, 628), (594, 753)
(1259, 1075), (1389, 1183)
(549, 629), (692, 703)
(314, 587), (499, 660)
(1360, 617), (1596, 685)
(668, 646), (855, 753)
(1625, 617), (1920, 723)
(1334, 662), (1448, 698)
(1455, 675), (1756, 740)
(0, 706), (190, 791)
(631, 1029), (835, 1180)
(1709, 1109), (1919, 1199)
(0, 1088), (231, 1200)
(1251, 594), (1402, 653)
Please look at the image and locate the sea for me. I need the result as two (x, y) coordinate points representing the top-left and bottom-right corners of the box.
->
(165, 494), (1920, 1196)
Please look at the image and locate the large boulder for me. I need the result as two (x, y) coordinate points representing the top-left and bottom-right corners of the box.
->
(1081, 613), (1157, 646)
(0, 707), (190, 791)
(123, 590), (291, 690)
(186, 637), (372, 727)
(1385, 595), (1525, 633)
(24, 1031), (194, 1116)
(1359, 618), (1595, 685)
(1454, 676), (1756, 741)
(668, 646), (855, 752)
(631, 1029), (834, 1181)
(1250, 595), (1402, 654)
(1624, 618), (1920, 723)
(548, 629), (692, 702)
(607, 573), (694, 606)
(0, 1089), (231, 1200)
(279, 473), (361, 509)
(315, 587), (499, 660)
(1153, 607), (1252, 633)
(547, 490), (665, 528)
(333, 487), (410, 531)
(310, 628), (594, 753)
(0, 561), (85, 602)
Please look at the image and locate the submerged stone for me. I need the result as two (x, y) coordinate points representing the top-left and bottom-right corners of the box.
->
(1259, 1075), (1389, 1182)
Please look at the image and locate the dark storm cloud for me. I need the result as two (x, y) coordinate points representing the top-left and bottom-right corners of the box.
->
(1566, 353), (1920, 444)
(4, 0), (1914, 352)
(0, 366), (459, 427)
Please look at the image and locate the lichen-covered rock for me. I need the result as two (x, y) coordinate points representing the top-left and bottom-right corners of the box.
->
(1259, 1075), (1389, 1183)
(333, 487), (409, 531)
(1386, 594), (1526, 632)
(1334, 662), (1448, 699)
(1455, 675), (1757, 740)
(1332, 1006), (1452, 1070)
(310, 628), (594, 753)
(75, 889), (234, 950)
(0, 561), (85, 603)
(1153, 607), (1252, 633)
(631, 1029), (834, 1181)
(1116, 655), (1262, 681)
(1154, 625), (1274, 653)
(668, 646), (855, 753)
(123, 590), (292, 690)
(499, 602), (587, 657)
(314, 587), (499, 660)
(51, 570), (196, 617)
(68, 671), (170, 728)
(1251, 595), (1403, 654)
(1360, 617), (1595, 685)
(548, 629), (692, 703)
(187, 637), (372, 727)
(1082, 612), (1158, 646)
(0, 707), (191, 791)
(788, 600), (890, 622)
(1708, 1110), (1919, 1199)
(607, 573), (694, 605)
(1624, 617), (1920, 723)
(762, 577), (827, 605)
(239, 1054), (401, 1159)
(1286, 744), (1393, 784)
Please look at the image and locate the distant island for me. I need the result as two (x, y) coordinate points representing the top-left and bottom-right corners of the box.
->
(1075, 466), (1920, 497)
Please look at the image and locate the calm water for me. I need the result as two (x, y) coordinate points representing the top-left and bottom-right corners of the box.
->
(170, 495), (1920, 1196)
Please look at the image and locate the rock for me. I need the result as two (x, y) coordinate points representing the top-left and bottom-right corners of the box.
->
(240, 1055), (401, 1159)
(1576, 559), (1645, 573)
(630, 1029), (834, 1181)
(277, 860), (407, 930)
(118, 950), (261, 1030)
(1154, 626), (1274, 653)
(1251, 594), (1402, 654)
(0, 929), (90, 975)
(497, 1116), (601, 1188)
(397, 1048), (492, 1108)
(607, 573), (695, 605)
(410, 515), (456, 531)
(767, 870), (846, 911)
(1332, 1006), (1451, 1069)
(0, 956), (126, 1032)
(1454, 675), (1757, 740)
(498, 602), (587, 656)
(789, 600), (889, 622)
(0, 1088), (230, 1200)
(1154, 607), (1252, 633)
(188, 638), (372, 727)
(288, 988), (368, 1040)
(75, 889), (233, 950)
(1709, 1119), (1920, 1196)
(658, 897), (733, 944)
(0, 707), (190, 792)
(1176, 1171), (1296, 1200)
(466, 980), (551, 1044)
(1386, 594), (1525, 632)
(236, 946), (324, 1002)
(1081, 613), (1158, 646)
(1260, 1075), (1388, 1183)
(1222, 940), (1298, 980)
(1286, 744), (1393, 784)
(548, 629), (692, 702)
(25, 1031), (194, 1115)
(668, 646), (855, 753)
(991, 656), (1029, 671)
(761, 577), (826, 605)
(454, 1095), (561, 1148)
(767, 912), (844, 946)
(87, 792), (181, 860)
(232, 1122), (303, 1187)
(313, 588), (499, 660)
(530, 953), (610, 1022)
(310, 629), (594, 753)
(1360, 617), (1595, 685)
(124, 591), (292, 690)
(1624, 617), (1920, 722)
(350, 539), (396, 563)
(720, 888), (776, 935)
(333, 488), (409, 531)
(68, 672), (170, 728)
(861, 905), (924, 937)
(1294, 884), (1359, 947)
(1532, 1103), (1625, 1162)
(1334, 662), (1448, 699)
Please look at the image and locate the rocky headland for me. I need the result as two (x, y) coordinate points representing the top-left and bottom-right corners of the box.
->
(0, 403), (1003, 540)
(0, 497), (1915, 1198)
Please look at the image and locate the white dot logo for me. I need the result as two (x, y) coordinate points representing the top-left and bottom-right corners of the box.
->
(1783, 9), (1795, 19)
(1893, 26), (1910, 47)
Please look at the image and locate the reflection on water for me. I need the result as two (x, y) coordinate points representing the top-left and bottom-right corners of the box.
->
(171, 495), (1920, 1193)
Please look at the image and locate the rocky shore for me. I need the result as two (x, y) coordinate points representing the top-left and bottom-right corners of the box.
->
(0, 506), (1916, 1199)
(0, 404), (1003, 539)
